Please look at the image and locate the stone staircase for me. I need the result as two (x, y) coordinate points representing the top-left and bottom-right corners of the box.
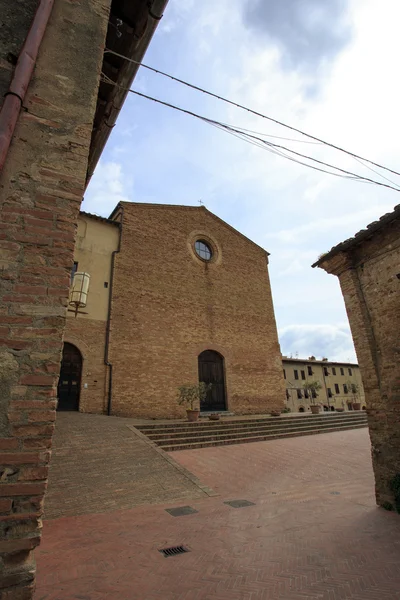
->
(135, 411), (368, 452)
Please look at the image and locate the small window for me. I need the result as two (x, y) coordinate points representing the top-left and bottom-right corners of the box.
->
(332, 367), (336, 376)
(304, 389), (309, 399)
(351, 384), (357, 394)
(343, 384), (348, 394)
(307, 366), (313, 376)
(71, 261), (78, 283)
(297, 389), (302, 399)
(335, 383), (340, 394)
(286, 389), (290, 400)
(311, 389), (317, 399)
(301, 370), (306, 380)
(323, 367), (329, 376)
(283, 369), (286, 379)
(194, 240), (212, 261)
(340, 367), (344, 376)
(348, 368), (352, 376)
(294, 370), (299, 380)
(327, 387), (332, 398)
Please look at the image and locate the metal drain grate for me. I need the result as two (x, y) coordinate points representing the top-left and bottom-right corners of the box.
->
(159, 545), (190, 558)
(224, 499), (256, 508)
(165, 505), (198, 517)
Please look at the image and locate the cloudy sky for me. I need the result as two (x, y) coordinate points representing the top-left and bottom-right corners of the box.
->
(84, 0), (399, 363)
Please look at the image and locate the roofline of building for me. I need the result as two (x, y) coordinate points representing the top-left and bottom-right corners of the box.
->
(312, 204), (400, 268)
(109, 201), (270, 256)
(282, 357), (359, 367)
(86, 0), (168, 185)
(79, 211), (120, 226)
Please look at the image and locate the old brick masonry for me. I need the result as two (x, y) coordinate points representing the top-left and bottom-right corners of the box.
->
(0, 0), (111, 597)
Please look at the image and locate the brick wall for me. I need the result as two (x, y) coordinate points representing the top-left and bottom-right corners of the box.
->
(318, 218), (400, 509)
(64, 319), (108, 414)
(0, 0), (111, 597)
(110, 203), (286, 419)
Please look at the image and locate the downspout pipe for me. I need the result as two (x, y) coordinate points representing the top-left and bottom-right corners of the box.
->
(0, 0), (54, 172)
(105, 204), (123, 415)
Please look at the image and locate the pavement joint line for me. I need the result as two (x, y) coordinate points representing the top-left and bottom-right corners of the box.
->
(125, 424), (218, 497)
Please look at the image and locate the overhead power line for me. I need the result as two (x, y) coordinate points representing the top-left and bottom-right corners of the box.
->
(100, 72), (400, 193)
(104, 48), (400, 179)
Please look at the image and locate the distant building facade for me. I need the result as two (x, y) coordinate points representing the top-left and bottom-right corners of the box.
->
(283, 357), (365, 413)
(61, 202), (286, 419)
(314, 205), (400, 510)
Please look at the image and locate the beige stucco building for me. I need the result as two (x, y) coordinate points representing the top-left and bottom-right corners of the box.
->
(283, 357), (365, 413)
(60, 202), (286, 418)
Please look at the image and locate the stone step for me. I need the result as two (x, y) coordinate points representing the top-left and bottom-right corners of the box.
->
(137, 412), (367, 432)
(158, 423), (368, 452)
(145, 415), (368, 442)
(136, 413), (367, 436)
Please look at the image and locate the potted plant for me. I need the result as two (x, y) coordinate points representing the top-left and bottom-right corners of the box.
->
(209, 413), (220, 421)
(177, 382), (211, 422)
(347, 381), (361, 410)
(303, 379), (322, 414)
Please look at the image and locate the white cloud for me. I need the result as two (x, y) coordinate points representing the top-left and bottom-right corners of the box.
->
(86, 0), (400, 361)
(279, 323), (357, 363)
(83, 161), (132, 216)
(267, 203), (394, 245)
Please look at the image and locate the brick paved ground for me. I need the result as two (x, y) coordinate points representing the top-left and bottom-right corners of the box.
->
(36, 422), (400, 600)
(44, 413), (212, 519)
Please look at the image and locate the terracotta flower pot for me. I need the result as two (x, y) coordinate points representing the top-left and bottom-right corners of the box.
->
(270, 411), (281, 417)
(310, 405), (320, 414)
(186, 409), (200, 422)
(208, 413), (220, 421)
(352, 402), (361, 411)
(336, 407), (345, 412)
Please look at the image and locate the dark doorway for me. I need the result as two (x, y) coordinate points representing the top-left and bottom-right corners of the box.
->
(198, 350), (226, 412)
(57, 343), (82, 411)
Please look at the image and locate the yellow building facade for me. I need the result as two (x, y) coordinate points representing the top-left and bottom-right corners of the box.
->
(283, 357), (365, 413)
(59, 213), (120, 413)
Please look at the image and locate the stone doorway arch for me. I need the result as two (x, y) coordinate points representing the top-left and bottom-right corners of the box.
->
(57, 342), (82, 411)
(198, 349), (226, 412)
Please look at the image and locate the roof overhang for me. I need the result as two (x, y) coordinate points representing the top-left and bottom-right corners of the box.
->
(312, 204), (400, 269)
(85, 0), (168, 186)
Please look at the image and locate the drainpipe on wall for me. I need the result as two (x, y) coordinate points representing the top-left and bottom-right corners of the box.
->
(105, 204), (124, 415)
(0, 0), (54, 172)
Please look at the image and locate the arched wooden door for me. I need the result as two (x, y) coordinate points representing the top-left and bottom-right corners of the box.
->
(198, 350), (226, 412)
(57, 343), (82, 411)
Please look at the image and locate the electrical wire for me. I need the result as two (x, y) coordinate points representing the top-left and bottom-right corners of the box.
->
(208, 121), (323, 145)
(218, 121), (400, 190)
(104, 48), (400, 179)
(206, 119), (362, 181)
(101, 72), (400, 193)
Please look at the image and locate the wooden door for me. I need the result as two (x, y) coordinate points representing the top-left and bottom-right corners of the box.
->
(198, 350), (226, 411)
(57, 343), (82, 411)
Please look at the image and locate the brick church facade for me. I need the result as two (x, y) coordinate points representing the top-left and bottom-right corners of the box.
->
(62, 202), (286, 419)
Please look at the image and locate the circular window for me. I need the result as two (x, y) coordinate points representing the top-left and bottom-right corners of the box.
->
(194, 240), (213, 261)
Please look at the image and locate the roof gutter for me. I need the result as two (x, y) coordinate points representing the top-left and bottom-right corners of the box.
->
(105, 204), (124, 416)
(86, 0), (168, 184)
(0, 0), (54, 173)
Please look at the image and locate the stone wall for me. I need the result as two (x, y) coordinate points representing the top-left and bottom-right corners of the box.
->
(63, 318), (108, 414)
(109, 202), (286, 419)
(0, 0), (111, 597)
(318, 218), (400, 509)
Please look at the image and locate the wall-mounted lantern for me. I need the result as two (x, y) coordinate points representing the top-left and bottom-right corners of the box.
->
(69, 272), (90, 317)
